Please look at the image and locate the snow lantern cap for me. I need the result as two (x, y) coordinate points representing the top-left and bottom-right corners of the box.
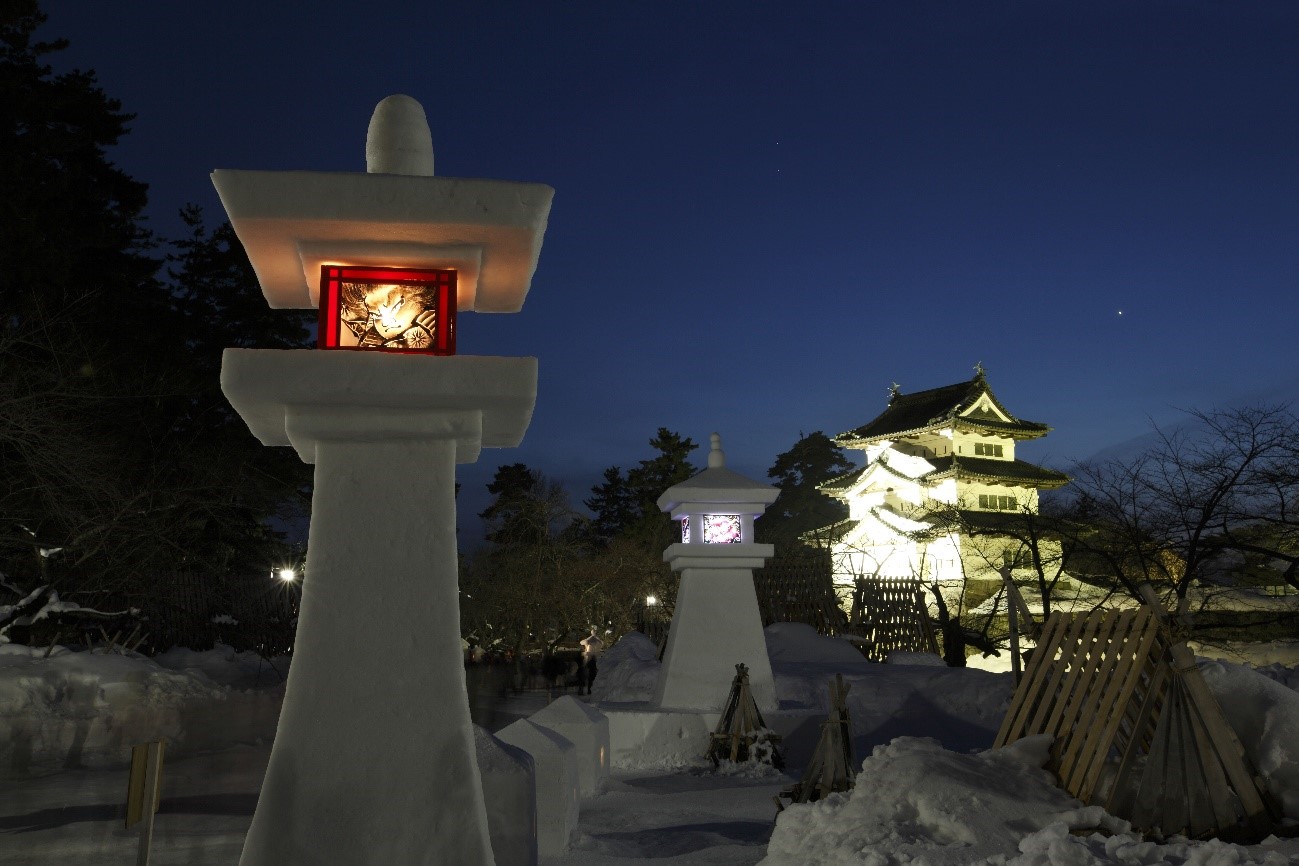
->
(366, 94), (434, 176)
(210, 94), (554, 314)
(656, 433), (779, 519)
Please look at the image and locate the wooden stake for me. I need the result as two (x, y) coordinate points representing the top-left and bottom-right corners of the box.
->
(126, 740), (165, 865)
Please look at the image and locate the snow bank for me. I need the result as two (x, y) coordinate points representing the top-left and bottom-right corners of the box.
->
(1191, 640), (1299, 691)
(596, 624), (1013, 763)
(1201, 660), (1299, 821)
(154, 642), (289, 689)
(766, 624), (1012, 753)
(762, 735), (1299, 866)
(0, 643), (282, 773)
(763, 735), (1097, 864)
(765, 622), (871, 668)
(588, 631), (660, 704)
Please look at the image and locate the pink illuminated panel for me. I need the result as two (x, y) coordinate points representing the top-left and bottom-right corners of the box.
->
(318, 266), (456, 354)
(702, 514), (742, 544)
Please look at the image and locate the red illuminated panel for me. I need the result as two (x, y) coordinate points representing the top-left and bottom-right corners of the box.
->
(318, 266), (457, 355)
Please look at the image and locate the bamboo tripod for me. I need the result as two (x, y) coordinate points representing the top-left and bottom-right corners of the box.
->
(777, 674), (854, 809)
(707, 663), (783, 768)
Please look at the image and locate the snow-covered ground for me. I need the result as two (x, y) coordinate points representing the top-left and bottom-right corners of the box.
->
(1, 628), (1296, 864)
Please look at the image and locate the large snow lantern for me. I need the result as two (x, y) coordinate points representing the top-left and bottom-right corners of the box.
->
(318, 265), (456, 354)
(660, 433), (778, 545)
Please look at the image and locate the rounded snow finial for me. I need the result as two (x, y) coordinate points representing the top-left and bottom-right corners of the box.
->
(708, 432), (726, 469)
(366, 95), (434, 176)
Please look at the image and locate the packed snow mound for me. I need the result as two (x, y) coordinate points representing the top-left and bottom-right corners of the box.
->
(763, 735), (1097, 864)
(0, 644), (282, 772)
(762, 736), (1298, 866)
(765, 622), (873, 667)
(1201, 660), (1299, 821)
(885, 650), (946, 666)
(589, 631), (660, 703)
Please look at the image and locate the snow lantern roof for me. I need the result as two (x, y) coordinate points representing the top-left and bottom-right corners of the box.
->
(211, 94), (554, 313)
(657, 433), (778, 518)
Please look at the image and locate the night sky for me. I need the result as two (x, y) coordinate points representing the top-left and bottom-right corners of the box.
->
(47, 2), (1299, 541)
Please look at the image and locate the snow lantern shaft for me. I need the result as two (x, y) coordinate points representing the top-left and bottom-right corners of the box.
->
(216, 95), (551, 866)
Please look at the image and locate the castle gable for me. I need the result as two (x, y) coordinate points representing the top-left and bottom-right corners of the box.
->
(836, 369), (1049, 448)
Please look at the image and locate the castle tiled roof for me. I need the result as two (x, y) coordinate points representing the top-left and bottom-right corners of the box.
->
(923, 456), (1069, 488)
(818, 454), (1068, 495)
(819, 465), (867, 493)
(836, 370), (1050, 446)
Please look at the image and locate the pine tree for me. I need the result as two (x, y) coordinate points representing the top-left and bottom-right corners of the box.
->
(584, 466), (638, 543)
(586, 428), (698, 550)
(759, 431), (856, 549)
(0, 5), (312, 636)
(0, 2), (164, 584)
(481, 463), (547, 546)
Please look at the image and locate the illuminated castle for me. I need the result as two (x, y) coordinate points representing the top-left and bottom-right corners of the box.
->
(817, 367), (1068, 590)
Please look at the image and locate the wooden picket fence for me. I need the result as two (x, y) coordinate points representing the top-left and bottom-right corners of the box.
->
(849, 577), (938, 662)
(754, 552), (848, 635)
(995, 602), (1277, 839)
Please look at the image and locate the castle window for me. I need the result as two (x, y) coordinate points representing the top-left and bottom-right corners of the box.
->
(974, 442), (1004, 457)
(978, 494), (1017, 511)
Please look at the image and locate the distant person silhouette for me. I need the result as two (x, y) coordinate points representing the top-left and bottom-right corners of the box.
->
(579, 627), (605, 696)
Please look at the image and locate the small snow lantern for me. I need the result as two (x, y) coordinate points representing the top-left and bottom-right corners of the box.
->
(318, 265), (456, 354)
(660, 433), (778, 545)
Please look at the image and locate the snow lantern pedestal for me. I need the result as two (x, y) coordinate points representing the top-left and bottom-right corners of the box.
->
(215, 95), (553, 866)
(600, 434), (784, 768)
(653, 433), (779, 712)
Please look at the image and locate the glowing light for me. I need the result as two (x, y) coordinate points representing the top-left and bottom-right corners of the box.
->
(277, 568), (297, 582)
(703, 514), (742, 544)
(318, 266), (456, 354)
(646, 595), (658, 606)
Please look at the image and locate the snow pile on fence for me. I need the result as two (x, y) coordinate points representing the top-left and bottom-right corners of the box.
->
(1202, 660), (1299, 821)
(0, 643), (283, 772)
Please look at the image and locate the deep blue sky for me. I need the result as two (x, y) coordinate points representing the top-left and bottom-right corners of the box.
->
(47, 2), (1299, 539)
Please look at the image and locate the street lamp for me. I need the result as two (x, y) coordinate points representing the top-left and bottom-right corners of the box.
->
(276, 567), (297, 582)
